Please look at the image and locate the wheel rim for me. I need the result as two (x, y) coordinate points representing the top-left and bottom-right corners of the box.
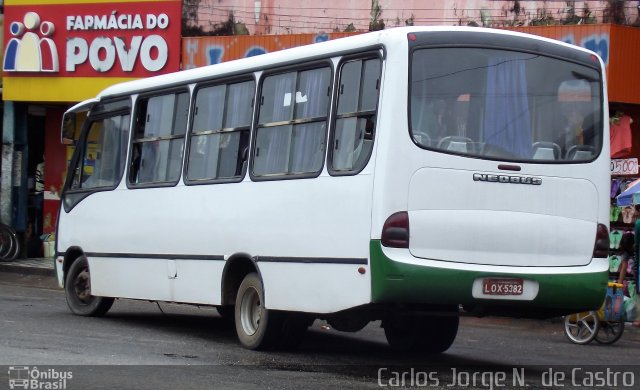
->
(564, 311), (597, 343)
(595, 321), (624, 344)
(240, 286), (261, 336)
(73, 267), (92, 304)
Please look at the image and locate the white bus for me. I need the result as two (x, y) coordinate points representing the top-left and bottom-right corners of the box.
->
(57, 27), (610, 352)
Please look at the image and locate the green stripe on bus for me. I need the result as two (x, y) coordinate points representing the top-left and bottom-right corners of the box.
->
(369, 240), (608, 311)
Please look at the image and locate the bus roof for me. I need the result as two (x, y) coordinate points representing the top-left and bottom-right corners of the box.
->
(96, 26), (600, 100)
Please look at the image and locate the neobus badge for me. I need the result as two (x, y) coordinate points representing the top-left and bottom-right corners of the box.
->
(473, 173), (542, 185)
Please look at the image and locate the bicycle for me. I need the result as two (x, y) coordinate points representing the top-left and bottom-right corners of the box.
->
(563, 282), (625, 345)
(0, 223), (20, 261)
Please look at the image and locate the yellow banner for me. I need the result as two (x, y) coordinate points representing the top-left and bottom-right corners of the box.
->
(3, 77), (137, 102)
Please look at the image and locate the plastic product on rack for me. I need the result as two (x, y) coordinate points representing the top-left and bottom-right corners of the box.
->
(610, 230), (622, 249)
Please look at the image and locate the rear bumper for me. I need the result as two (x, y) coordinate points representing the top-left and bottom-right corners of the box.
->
(370, 240), (608, 317)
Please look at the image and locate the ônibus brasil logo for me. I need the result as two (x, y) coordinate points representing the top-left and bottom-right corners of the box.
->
(8, 366), (73, 389)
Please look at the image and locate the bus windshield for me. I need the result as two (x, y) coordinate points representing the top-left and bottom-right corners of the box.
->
(410, 47), (603, 162)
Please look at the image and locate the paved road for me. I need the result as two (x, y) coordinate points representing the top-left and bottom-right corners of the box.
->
(1, 272), (639, 389)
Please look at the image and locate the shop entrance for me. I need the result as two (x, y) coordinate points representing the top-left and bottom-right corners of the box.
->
(26, 109), (45, 257)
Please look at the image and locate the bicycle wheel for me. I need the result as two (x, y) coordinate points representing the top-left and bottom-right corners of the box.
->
(0, 225), (15, 261)
(6, 232), (20, 260)
(564, 311), (599, 344)
(2, 224), (19, 261)
(595, 321), (624, 344)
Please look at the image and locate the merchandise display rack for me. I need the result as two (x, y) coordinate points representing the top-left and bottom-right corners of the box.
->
(609, 174), (639, 317)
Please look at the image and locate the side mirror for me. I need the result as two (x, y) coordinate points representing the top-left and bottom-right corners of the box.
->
(61, 112), (77, 145)
(61, 98), (97, 145)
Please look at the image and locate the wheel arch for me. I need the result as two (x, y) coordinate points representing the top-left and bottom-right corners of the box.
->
(221, 253), (261, 306)
(62, 246), (85, 286)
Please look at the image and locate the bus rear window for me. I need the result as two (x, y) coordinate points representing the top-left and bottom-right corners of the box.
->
(410, 47), (602, 162)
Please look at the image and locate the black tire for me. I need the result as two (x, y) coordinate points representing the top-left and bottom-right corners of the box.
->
(0, 225), (19, 261)
(64, 256), (114, 316)
(383, 311), (459, 354)
(595, 321), (624, 344)
(234, 273), (282, 350)
(0, 227), (13, 260)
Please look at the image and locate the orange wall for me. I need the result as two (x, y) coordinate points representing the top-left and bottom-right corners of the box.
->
(182, 32), (358, 69)
(509, 24), (640, 104)
(608, 25), (640, 105)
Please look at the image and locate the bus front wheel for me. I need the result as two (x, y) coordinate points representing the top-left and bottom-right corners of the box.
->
(383, 311), (459, 353)
(64, 256), (114, 316)
(234, 273), (281, 350)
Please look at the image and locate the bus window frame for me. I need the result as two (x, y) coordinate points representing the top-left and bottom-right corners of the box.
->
(327, 51), (383, 177)
(183, 75), (257, 186)
(62, 99), (132, 213)
(249, 59), (335, 182)
(126, 86), (191, 189)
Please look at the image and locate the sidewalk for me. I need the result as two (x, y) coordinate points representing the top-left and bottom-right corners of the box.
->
(0, 257), (55, 276)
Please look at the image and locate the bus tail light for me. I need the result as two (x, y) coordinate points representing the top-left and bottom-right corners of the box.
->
(593, 223), (609, 258)
(381, 212), (410, 248)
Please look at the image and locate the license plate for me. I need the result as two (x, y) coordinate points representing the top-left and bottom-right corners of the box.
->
(482, 278), (524, 295)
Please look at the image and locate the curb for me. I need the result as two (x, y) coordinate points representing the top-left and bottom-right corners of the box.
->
(0, 262), (55, 277)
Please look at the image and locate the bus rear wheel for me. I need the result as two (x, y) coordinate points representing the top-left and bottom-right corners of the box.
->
(64, 256), (114, 316)
(383, 311), (459, 354)
(234, 273), (281, 350)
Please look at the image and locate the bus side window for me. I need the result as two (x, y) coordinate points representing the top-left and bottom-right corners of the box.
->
(252, 67), (331, 178)
(130, 91), (189, 185)
(330, 57), (381, 174)
(186, 80), (254, 183)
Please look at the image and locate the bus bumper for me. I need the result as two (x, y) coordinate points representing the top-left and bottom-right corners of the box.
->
(370, 240), (608, 318)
